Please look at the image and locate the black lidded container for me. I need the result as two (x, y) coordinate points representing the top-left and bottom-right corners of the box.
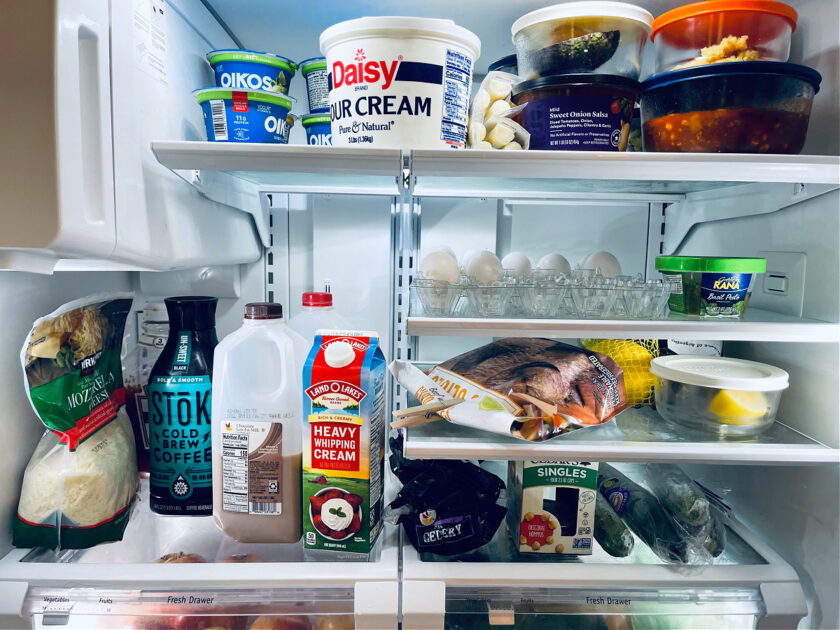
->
(148, 297), (218, 516)
(512, 74), (640, 151)
(488, 54), (518, 75)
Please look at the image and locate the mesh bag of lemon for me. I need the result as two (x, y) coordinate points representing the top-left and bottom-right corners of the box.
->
(582, 339), (660, 407)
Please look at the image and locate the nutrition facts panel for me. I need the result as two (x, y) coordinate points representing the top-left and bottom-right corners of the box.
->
(440, 49), (472, 147)
(221, 432), (249, 512)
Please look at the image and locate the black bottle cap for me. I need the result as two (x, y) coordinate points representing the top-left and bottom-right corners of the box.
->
(164, 296), (218, 331)
(245, 302), (283, 320)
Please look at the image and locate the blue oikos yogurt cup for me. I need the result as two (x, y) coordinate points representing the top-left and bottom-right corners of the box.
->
(194, 88), (294, 143)
(299, 56), (329, 113)
(301, 114), (332, 145)
(207, 49), (297, 94)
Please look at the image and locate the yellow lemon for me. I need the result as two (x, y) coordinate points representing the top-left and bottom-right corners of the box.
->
(586, 339), (656, 406)
(708, 390), (767, 425)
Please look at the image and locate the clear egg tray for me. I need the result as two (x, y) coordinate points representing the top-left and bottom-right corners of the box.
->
(410, 272), (670, 320)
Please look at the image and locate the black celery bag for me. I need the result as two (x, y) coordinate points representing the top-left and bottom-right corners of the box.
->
(148, 297), (218, 515)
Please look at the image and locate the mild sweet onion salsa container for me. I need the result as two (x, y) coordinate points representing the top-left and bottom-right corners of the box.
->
(656, 256), (766, 318)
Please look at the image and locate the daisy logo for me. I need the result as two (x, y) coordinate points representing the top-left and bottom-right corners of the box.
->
(225, 422), (232, 431)
(355, 48), (366, 62)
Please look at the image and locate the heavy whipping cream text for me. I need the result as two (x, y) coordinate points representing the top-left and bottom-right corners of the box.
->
(320, 17), (480, 149)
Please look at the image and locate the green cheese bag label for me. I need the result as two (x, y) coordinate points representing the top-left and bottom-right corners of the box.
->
(148, 374), (213, 503)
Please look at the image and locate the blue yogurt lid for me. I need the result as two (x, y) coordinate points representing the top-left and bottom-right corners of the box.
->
(642, 61), (822, 94)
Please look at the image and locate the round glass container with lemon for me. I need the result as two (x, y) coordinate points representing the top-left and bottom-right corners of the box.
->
(650, 355), (789, 437)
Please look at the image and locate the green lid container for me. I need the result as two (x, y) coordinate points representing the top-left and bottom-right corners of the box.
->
(655, 256), (766, 274)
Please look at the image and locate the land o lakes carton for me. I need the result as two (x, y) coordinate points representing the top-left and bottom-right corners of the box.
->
(302, 330), (386, 561)
(507, 461), (599, 555)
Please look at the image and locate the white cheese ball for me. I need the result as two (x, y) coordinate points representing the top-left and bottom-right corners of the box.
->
(489, 99), (511, 118)
(466, 250), (503, 285)
(473, 89), (491, 113)
(487, 123), (516, 149)
(420, 250), (460, 284)
(469, 121), (487, 143)
(478, 141), (493, 149)
(488, 77), (512, 102)
(502, 252), (532, 278)
(537, 253), (572, 276)
(580, 251), (622, 277)
(503, 141), (523, 150)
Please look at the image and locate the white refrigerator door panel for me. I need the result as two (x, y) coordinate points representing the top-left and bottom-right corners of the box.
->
(109, 0), (261, 269)
(0, 0), (115, 262)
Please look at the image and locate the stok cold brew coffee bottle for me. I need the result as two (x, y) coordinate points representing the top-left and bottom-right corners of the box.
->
(148, 296), (218, 515)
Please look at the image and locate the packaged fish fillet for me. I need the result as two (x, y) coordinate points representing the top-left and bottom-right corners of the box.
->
(389, 338), (627, 442)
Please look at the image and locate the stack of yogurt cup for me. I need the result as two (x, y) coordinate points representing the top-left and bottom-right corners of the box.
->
(298, 57), (332, 145)
(194, 49), (297, 143)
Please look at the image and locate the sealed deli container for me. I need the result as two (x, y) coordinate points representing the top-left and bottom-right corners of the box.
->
(651, 0), (798, 73)
(320, 17), (480, 149)
(512, 75), (639, 150)
(207, 49), (297, 94)
(488, 53), (518, 75)
(194, 88), (294, 143)
(512, 2), (653, 81)
(650, 355), (789, 436)
(656, 256), (766, 318)
(641, 61), (820, 153)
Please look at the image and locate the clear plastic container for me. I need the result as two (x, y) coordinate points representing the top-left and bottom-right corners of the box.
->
(641, 62), (820, 154)
(651, 355), (789, 436)
(651, 0), (797, 74)
(512, 1), (653, 81)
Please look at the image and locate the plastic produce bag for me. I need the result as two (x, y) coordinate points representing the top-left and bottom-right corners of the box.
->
(468, 71), (530, 150)
(594, 491), (634, 557)
(14, 294), (138, 549)
(387, 435), (506, 556)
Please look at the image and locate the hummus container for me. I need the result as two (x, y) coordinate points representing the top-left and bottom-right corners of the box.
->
(207, 49), (297, 94)
(302, 113), (332, 145)
(194, 88), (294, 143)
(512, 75), (639, 150)
(651, 355), (789, 436)
(641, 62), (820, 153)
(320, 16), (481, 149)
(512, 2), (653, 81)
(655, 256), (766, 318)
(300, 56), (329, 113)
(651, 0), (797, 74)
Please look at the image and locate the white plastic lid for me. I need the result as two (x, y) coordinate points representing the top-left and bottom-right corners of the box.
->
(320, 16), (481, 60)
(650, 355), (789, 392)
(512, 2), (654, 39)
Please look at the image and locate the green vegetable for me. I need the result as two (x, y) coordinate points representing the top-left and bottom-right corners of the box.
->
(595, 492), (634, 557)
(646, 464), (710, 532)
(55, 345), (75, 369)
(531, 31), (620, 76)
(703, 506), (727, 558)
(598, 464), (688, 563)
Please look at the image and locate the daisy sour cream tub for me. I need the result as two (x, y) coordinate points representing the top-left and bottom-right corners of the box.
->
(319, 17), (481, 149)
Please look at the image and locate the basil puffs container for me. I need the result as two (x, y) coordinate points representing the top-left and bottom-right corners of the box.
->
(656, 256), (766, 318)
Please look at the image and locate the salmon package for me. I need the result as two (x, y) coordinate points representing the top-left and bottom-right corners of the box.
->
(389, 338), (627, 441)
(15, 294), (138, 549)
(302, 330), (386, 561)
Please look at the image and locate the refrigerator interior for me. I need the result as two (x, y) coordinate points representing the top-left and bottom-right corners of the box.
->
(0, 0), (838, 628)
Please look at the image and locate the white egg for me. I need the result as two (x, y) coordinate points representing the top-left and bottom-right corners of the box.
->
(580, 251), (622, 278)
(537, 253), (572, 276)
(466, 250), (503, 285)
(435, 245), (457, 260)
(461, 249), (479, 270)
(501, 252), (532, 278)
(419, 251), (460, 284)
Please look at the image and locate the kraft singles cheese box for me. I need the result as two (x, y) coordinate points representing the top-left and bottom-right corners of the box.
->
(302, 330), (386, 561)
(507, 461), (599, 555)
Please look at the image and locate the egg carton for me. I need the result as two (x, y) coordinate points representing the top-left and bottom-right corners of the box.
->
(411, 274), (669, 320)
